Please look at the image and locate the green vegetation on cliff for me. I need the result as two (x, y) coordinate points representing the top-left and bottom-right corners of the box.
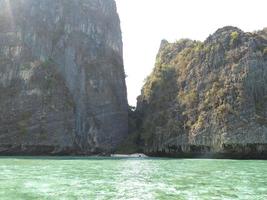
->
(124, 26), (267, 157)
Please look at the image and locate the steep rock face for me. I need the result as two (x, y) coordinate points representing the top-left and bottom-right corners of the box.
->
(0, 0), (128, 155)
(136, 26), (267, 158)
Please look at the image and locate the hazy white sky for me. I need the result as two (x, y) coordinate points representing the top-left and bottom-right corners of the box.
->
(115, 0), (267, 106)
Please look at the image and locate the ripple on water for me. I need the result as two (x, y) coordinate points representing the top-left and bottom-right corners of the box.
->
(0, 158), (266, 200)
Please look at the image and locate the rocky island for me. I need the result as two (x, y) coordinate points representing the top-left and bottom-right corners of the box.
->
(0, 0), (128, 155)
(126, 26), (267, 159)
(0, 0), (266, 159)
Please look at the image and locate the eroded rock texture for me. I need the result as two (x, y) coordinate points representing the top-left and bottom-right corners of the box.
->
(0, 0), (128, 155)
(136, 26), (267, 158)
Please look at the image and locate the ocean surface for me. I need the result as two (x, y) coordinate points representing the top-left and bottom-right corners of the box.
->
(0, 157), (266, 200)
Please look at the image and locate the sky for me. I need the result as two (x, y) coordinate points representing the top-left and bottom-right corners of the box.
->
(115, 0), (267, 106)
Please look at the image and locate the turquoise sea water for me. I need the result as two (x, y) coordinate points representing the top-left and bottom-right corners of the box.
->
(0, 157), (266, 200)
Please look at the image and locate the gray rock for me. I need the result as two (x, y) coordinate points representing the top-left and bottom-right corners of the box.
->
(135, 26), (267, 158)
(0, 0), (128, 155)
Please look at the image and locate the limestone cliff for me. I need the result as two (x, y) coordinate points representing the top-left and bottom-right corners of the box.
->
(0, 0), (128, 155)
(134, 26), (267, 158)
